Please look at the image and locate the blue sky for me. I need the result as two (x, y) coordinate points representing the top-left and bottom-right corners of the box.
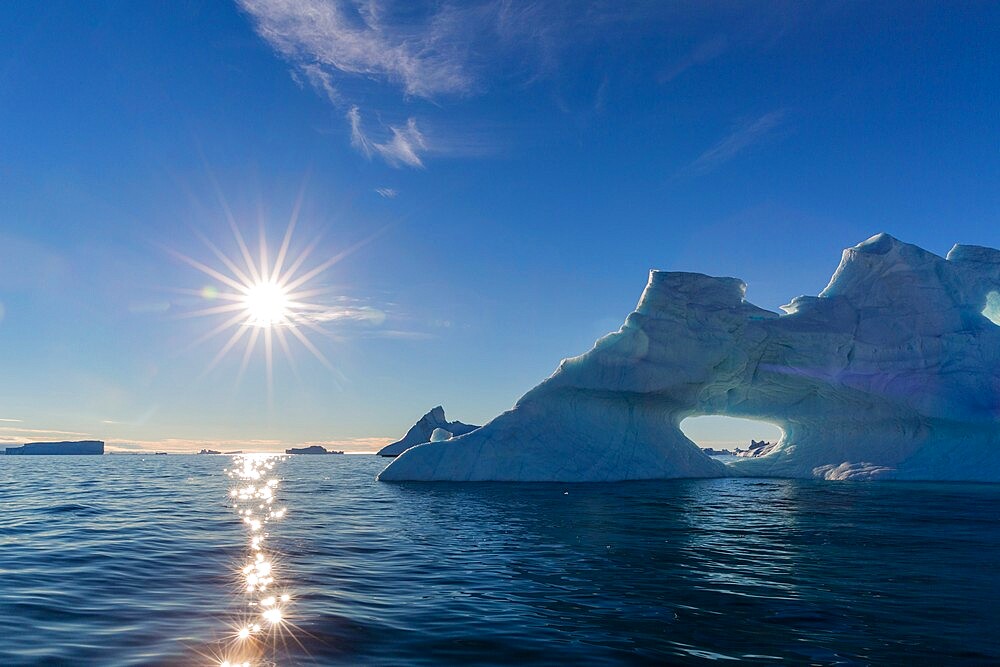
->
(0, 1), (997, 451)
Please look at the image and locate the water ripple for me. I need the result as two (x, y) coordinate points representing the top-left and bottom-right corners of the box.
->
(1, 456), (1000, 665)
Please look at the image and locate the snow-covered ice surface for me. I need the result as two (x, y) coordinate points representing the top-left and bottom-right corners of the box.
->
(376, 406), (479, 457)
(379, 234), (1000, 482)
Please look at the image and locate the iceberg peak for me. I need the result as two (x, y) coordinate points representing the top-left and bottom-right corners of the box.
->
(376, 406), (479, 457)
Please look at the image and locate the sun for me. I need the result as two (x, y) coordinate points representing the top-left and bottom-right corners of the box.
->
(169, 186), (387, 399)
(167, 198), (373, 398)
(244, 280), (290, 328)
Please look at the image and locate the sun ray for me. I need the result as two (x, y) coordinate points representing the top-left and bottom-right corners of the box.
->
(229, 216), (262, 285)
(258, 223), (270, 288)
(183, 310), (252, 354)
(200, 324), (250, 378)
(236, 326), (262, 389)
(274, 326), (300, 381)
(271, 185), (305, 283)
(166, 247), (248, 293)
(287, 310), (337, 339)
(202, 165), (263, 287)
(264, 326), (274, 407)
(283, 285), (343, 301)
(168, 287), (247, 302)
(282, 224), (390, 293)
(285, 323), (334, 371)
(174, 302), (248, 319)
(283, 300), (334, 311)
(192, 228), (256, 288)
(276, 234), (322, 288)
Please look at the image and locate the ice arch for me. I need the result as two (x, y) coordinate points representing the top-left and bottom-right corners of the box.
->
(379, 234), (1000, 482)
(679, 415), (783, 454)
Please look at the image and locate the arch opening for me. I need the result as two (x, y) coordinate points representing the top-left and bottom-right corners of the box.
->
(680, 415), (784, 458)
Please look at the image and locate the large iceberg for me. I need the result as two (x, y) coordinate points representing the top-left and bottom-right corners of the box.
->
(5, 440), (105, 455)
(376, 406), (480, 457)
(379, 234), (1000, 482)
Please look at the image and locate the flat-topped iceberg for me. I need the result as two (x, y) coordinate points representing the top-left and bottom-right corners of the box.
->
(379, 234), (1000, 482)
(377, 406), (479, 457)
(5, 440), (104, 455)
(285, 445), (343, 454)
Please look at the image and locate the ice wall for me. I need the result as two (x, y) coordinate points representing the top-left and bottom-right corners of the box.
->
(379, 234), (1000, 482)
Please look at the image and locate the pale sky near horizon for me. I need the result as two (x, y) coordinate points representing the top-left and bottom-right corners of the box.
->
(0, 2), (997, 452)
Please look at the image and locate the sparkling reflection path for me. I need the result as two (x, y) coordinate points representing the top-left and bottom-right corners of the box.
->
(214, 454), (295, 667)
(2, 457), (999, 664)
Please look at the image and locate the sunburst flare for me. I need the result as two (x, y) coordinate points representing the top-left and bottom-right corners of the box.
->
(169, 202), (355, 396)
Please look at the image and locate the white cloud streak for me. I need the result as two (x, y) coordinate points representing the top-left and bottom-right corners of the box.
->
(238, 0), (474, 99)
(293, 62), (340, 104)
(687, 110), (787, 175)
(0, 426), (94, 445)
(0, 426), (92, 437)
(237, 0), (497, 167)
(659, 34), (728, 83)
(299, 302), (387, 326)
(348, 105), (427, 168)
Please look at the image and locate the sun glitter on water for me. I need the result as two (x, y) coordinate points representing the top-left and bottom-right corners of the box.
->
(211, 454), (300, 667)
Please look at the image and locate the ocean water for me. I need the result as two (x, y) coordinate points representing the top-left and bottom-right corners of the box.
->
(1, 455), (999, 666)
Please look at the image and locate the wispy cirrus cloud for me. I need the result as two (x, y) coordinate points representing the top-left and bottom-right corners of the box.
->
(276, 295), (445, 339)
(292, 62), (340, 104)
(375, 187), (398, 199)
(0, 426), (92, 436)
(299, 300), (387, 327)
(348, 106), (427, 168)
(0, 426), (94, 444)
(659, 34), (728, 83)
(685, 109), (788, 176)
(238, 0), (482, 167)
(240, 1), (766, 170)
(238, 0), (474, 99)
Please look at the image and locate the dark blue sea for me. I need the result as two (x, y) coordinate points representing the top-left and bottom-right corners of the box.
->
(2, 454), (999, 666)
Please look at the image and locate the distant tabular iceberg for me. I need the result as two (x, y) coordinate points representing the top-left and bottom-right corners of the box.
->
(376, 406), (479, 457)
(379, 234), (1000, 483)
(5, 440), (105, 455)
(285, 445), (343, 455)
